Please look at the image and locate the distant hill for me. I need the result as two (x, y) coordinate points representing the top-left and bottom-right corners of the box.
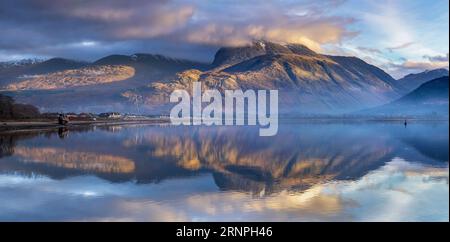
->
(0, 54), (209, 113)
(30, 58), (89, 73)
(0, 59), (43, 69)
(0, 58), (88, 87)
(360, 76), (449, 117)
(395, 68), (449, 94)
(396, 76), (449, 103)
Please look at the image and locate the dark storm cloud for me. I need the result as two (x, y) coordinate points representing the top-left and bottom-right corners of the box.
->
(0, 0), (195, 59)
(0, 0), (355, 62)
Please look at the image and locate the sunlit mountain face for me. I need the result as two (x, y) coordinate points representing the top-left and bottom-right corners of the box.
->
(0, 122), (448, 221)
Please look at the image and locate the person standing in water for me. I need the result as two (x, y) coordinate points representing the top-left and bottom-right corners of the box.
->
(404, 119), (407, 127)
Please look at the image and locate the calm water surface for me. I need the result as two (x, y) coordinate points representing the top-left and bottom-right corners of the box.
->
(0, 121), (448, 221)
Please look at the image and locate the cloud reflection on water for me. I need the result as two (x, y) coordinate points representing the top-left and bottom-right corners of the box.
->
(0, 158), (447, 221)
(0, 122), (448, 221)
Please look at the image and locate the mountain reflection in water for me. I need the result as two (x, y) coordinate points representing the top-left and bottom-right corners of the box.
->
(0, 122), (448, 221)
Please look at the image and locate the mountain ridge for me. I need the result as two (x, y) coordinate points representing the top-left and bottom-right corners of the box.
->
(359, 76), (449, 117)
(395, 68), (449, 94)
(126, 41), (402, 114)
(2, 41), (441, 114)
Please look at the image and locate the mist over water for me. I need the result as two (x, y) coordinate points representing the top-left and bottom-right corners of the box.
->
(0, 121), (448, 221)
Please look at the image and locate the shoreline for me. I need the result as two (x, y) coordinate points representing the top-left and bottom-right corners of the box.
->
(0, 118), (170, 132)
(1, 116), (448, 133)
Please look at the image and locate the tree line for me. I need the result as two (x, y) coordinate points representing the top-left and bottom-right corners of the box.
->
(0, 94), (40, 119)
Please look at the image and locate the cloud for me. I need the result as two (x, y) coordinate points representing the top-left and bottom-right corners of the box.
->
(0, 0), (194, 45)
(0, 0), (197, 60)
(423, 53), (449, 62)
(400, 60), (449, 70)
(182, 18), (355, 52)
(178, 0), (356, 51)
(398, 52), (450, 75)
(0, 0), (356, 61)
(1, 158), (447, 221)
(357, 46), (382, 54)
(386, 42), (415, 52)
(385, 58), (449, 78)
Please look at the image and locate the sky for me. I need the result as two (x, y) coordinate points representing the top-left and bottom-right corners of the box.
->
(0, 0), (448, 78)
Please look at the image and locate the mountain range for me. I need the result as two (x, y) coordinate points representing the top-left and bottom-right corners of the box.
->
(360, 76), (449, 117)
(0, 58), (44, 69)
(122, 41), (403, 114)
(395, 68), (449, 94)
(0, 41), (448, 115)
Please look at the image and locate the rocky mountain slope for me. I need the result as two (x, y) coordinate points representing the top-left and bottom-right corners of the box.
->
(6, 65), (135, 91)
